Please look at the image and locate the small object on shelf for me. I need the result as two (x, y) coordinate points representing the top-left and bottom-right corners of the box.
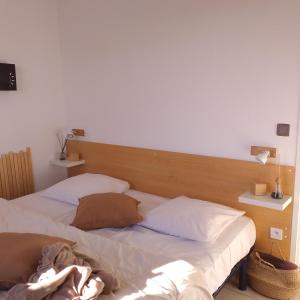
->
(57, 132), (73, 161)
(67, 152), (80, 161)
(59, 151), (66, 160)
(271, 177), (283, 199)
(251, 183), (267, 196)
(56, 129), (85, 161)
(50, 159), (85, 168)
(239, 192), (292, 211)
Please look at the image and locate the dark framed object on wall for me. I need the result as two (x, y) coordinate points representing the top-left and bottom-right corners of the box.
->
(0, 63), (17, 91)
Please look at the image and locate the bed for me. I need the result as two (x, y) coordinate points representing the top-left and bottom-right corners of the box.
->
(0, 138), (294, 299)
(7, 187), (256, 299)
(1, 140), (272, 299)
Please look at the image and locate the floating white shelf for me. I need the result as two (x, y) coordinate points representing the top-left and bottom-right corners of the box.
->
(50, 159), (85, 168)
(238, 192), (292, 211)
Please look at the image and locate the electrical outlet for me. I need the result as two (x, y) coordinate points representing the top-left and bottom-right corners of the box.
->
(270, 227), (283, 240)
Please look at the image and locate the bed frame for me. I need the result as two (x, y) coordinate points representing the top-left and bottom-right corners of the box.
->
(213, 247), (253, 298)
(67, 140), (295, 294)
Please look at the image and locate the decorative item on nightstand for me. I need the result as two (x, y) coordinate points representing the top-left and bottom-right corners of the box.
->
(56, 128), (85, 161)
(251, 183), (267, 196)
(251, 146), (283, 199)
(67, 152), (80, 161)
(68, 129), (85, 161)
(237, 145), (292, 210)
(56, 132), (72, 160)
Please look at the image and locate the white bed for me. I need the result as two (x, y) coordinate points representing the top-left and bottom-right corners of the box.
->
(11, 190), (256, 297)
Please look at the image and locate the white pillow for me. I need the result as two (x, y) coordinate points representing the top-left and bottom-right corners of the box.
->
(41, 173), (130, 205)
(125, 190), (169, 218)
(140, 196), (245, 242)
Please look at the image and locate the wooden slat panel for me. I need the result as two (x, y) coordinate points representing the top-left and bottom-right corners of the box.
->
(9, 152), (17, 199)
(17, 154), (25, 196)
(68, 140), (295, 259)
(26, 148), (34, 193)
(20, 151), (28, 195)
(22, 150), (30, 195)
(0, 148), (34, 200)
(13, 153), (21, 198)
(5, 154), (13, 199)
(0, 155), (10, 199)
(0, 158), (4, 197)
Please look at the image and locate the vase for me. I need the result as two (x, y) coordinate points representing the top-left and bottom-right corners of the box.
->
(59, 151), (66, 160)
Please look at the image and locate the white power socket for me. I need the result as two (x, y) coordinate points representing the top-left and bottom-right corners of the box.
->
(270, 227), (283, 240)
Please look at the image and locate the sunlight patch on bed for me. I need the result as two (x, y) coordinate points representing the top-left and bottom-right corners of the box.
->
(153, 260), (194, 278)
(120, 261), (195, 299)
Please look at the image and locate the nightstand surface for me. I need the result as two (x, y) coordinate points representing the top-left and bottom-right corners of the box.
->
(50, 159), (85, 168)
(238, 192), (292, 211)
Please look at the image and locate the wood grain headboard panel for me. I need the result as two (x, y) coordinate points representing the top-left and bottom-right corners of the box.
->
(68, 140), (295, 258)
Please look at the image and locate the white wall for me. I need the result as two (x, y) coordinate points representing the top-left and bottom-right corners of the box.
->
(1, 0), (299, 193)
(58, 0), (300, 166)
(0, 0), (66, 190)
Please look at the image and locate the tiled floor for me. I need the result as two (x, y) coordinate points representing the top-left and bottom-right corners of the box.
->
(216, 282), (300, 300)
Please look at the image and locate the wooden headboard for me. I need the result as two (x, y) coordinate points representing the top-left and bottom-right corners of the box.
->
(68, 140), (295, 258)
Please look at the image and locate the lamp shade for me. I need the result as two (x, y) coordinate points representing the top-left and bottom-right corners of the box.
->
(255, 150), (270, 165)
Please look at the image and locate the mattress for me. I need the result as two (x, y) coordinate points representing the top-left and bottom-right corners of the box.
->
(12, 191), (256, 295)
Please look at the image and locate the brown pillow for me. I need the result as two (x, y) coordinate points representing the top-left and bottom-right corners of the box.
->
(0, 233), (74, 289)
(71, 193), (143, 230)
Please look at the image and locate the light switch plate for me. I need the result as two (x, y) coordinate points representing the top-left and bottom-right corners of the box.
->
(277, 124), (290, 137)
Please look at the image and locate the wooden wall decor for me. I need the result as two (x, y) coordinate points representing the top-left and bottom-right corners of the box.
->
(68, 140), (295, 258)
(0, 147), (35, 200)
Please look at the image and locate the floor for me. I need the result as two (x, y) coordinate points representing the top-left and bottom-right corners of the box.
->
(216, 282), (300, 300)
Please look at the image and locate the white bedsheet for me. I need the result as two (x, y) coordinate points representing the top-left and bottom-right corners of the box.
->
(12, 191), (256, 296)
(0, 198), (213, 300)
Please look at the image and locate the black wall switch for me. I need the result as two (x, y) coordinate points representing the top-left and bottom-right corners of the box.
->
(277, 124), (290, 137)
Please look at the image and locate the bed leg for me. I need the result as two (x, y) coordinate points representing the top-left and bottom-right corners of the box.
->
(238, 256), (248, 291)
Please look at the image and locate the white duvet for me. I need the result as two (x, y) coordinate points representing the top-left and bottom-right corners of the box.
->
(0, 199), (213, 300)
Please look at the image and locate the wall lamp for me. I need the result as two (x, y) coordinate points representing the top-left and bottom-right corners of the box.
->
(250, 146), (277, 165)
(250, 145), (283, 199)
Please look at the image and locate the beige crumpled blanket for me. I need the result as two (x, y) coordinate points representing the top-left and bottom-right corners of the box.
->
(7, 242), (120, 300)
